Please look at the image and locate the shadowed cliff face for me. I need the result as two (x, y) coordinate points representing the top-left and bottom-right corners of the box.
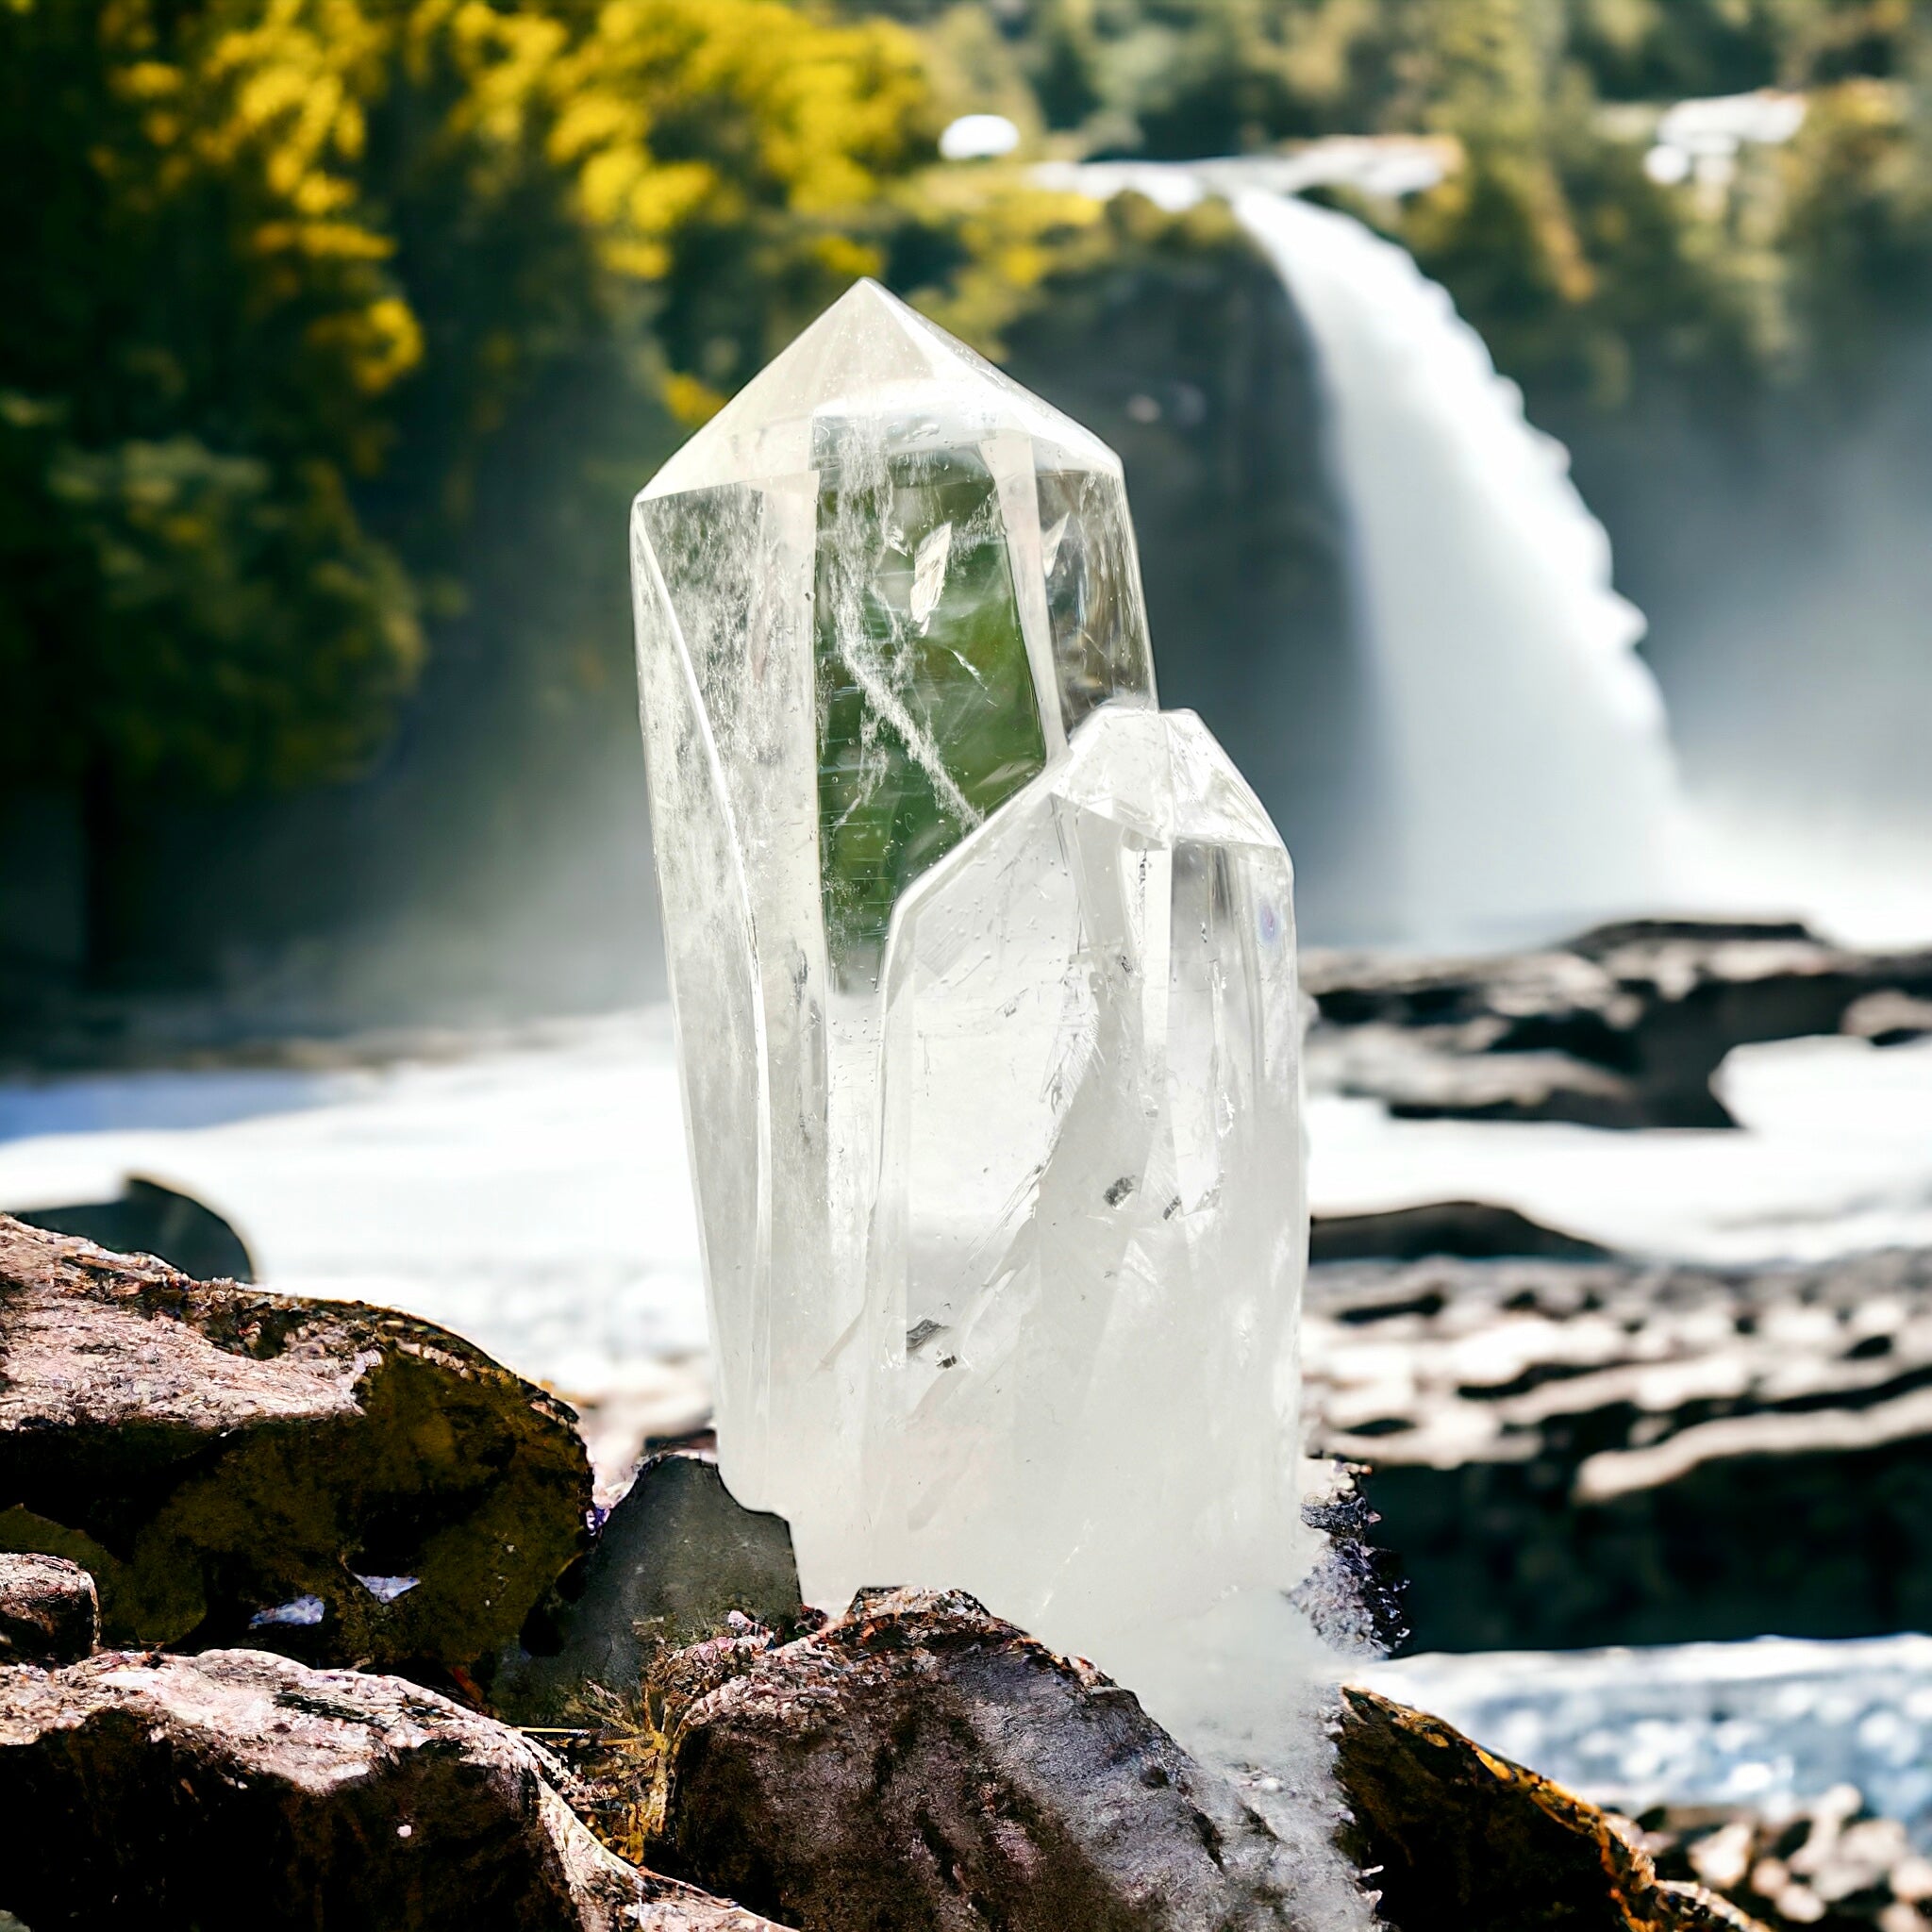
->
(1552, 327), (1932, 845)
(1001, 222), (1383, 944)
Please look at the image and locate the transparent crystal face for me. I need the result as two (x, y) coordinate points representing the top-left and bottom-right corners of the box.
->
(852, 706), (1305, 1631)
(1037, 466), (1153, 729)
(632, 281), (1300, 1650)
(812, 429), (1046, 985)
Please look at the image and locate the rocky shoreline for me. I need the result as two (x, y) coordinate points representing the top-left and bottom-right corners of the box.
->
(0, 1213), (1873, 1932)
(1305, 1241), (1932, 1652)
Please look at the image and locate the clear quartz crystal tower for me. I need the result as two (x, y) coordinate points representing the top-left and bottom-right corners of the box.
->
(631, 281), (1307, 1650)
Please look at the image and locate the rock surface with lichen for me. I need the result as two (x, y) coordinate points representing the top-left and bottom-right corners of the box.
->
(0, 1215), (591, 1681)
(0, 1644), (780, 1930)
(1333, 1683), (1765, 1931)
(500, 1451), (807, 1728)
(0, 1553), (98, 1667)
(647, 1584), (1318, 1932)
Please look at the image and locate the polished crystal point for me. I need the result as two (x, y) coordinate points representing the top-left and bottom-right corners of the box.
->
(856, 703), (1305, 1631)
(632, 280), (1307, 1655)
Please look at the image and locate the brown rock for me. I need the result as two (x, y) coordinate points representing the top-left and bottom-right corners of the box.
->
(1309, 1200), (1612, 1264)
(658, 1584), (1314, 1931)
(0, 1553), (97, 1666)
(1641, 1790), (1932, 1932)
(11, 1174), (255, 1281)
(1842, 989), (1932, 1046)
(0, 1646), (778, 1931)
(1333, 1684), (1766, 1932)
(0, 1215), (590, 1679)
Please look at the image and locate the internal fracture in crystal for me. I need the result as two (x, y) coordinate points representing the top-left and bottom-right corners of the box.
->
(631, 281), (1307, 1657)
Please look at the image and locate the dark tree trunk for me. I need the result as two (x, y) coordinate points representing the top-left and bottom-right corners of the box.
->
(80, 758), (141, 985)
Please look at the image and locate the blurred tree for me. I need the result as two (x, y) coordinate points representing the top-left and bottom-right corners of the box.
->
(881, 0), (1932, 421)
(0, 0), (933, 974)
(1779, 73), (1932, 387)
(1563, 0), (1913, 98)
(1388, 0), (1774, 417)
(871, 0), (1922, 153)
(0, 0), (427, 959)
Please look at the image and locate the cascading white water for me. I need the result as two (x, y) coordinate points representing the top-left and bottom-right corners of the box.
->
(1226, 190), (1685, 945)
(1039, 161), (1690, 946)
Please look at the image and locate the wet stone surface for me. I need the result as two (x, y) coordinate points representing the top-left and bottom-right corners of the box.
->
(0, 1216), (591, 1682)
(1305, 1245), (1932, 1650)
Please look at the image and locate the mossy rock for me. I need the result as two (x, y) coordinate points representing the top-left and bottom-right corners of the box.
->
(1334, 1684), (1766, 1932)
(0, 1216), (591, 1682)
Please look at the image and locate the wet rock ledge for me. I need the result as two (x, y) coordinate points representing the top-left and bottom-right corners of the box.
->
(1303, 916), (1932, 1127)
(1306, 1243), (1932, 1651)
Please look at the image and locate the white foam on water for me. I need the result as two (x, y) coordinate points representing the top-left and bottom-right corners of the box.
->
(1307, 1032), (1932, 1265)
(0, 1014), (708, 1415)
(1363, 1633), (1932, 1840)
(6, 1026), (1932, 1388)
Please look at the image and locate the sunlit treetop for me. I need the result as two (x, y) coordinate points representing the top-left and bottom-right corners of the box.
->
(0, 0), (939, 807)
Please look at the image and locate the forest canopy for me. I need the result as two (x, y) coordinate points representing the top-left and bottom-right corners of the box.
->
(3, 0), (1927, 974)
(0, 0), (934, 808)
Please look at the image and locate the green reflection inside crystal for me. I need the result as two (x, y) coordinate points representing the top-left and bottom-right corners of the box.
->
(815, 445), (1046, 984)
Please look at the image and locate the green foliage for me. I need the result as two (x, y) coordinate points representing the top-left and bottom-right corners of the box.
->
(1777, 75), (1932, 381)
(814, 449), (1046, 976)
(893, 1), (1923, 389)
(33, 429), (419, 794)
(894, 0), (1929, 439)
(1563, 0), (1916, 99)
(0, 0), (937, 821)
(913, 0), (1404, 152)
(0, 0), (428, 799)
(881, 0), (1918, 155)
(1385, 51), (1932, 430)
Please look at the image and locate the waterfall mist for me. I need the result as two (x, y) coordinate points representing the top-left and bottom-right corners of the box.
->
(1042, 163), (1932, 953)
(1597, 329), (1932, 947)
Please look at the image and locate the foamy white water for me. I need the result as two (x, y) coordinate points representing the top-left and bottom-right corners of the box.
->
(1311, 1032), (1932, 1264)
(1364, 1633), (1932, 1841)
(1227, 189), (1686, 945)
(0, 1015), (709, 1482)
(5, 1024), (1932, 1385)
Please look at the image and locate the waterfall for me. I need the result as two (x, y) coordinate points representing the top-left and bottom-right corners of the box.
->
(1038, 162), (1689, 947)
(1228, 190), (1683, 944)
